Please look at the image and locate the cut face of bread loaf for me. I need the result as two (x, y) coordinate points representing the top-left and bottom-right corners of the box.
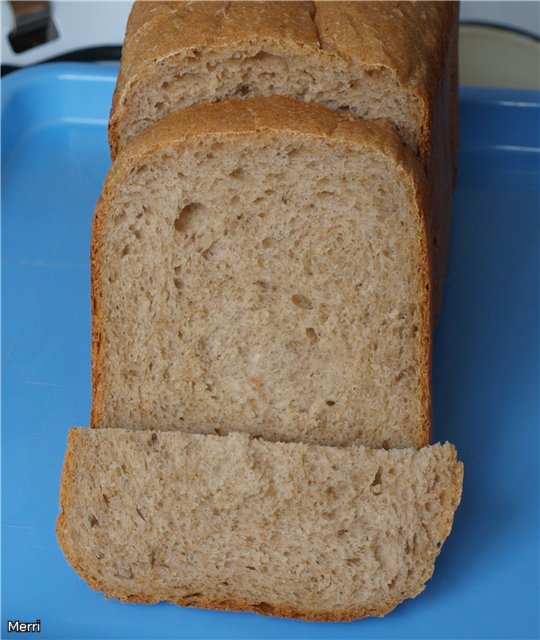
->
(111, 0), (456, 161)
(109, 1), (459, 314)
(91, 97), (431, 448)
(57, 429), (463, 621)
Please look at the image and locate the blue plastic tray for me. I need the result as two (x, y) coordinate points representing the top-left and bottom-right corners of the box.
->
(2, 63), (539, 640)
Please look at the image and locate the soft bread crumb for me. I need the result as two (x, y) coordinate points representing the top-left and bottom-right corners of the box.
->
(57, 428), (463, 621)
(92, 98), (431, 448)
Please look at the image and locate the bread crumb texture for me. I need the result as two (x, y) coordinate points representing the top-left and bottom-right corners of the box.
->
(57, 429), (463, 621)
(93, 97), (430, 449)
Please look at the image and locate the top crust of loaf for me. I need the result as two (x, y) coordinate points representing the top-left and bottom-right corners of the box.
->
(110, 95), (428, 181)
(109, 1), (458, 157)
(91, 96), (432, 444)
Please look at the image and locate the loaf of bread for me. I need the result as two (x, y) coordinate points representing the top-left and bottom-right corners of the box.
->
(91, 96), (431, 449)
(57, 428), (463, 621)
(109, 0), (459, 314)
(57, 4), (464, 621)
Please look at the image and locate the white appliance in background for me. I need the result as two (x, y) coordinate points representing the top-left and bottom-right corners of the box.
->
(460, 1), (540, 38)
(1, 1), (132, 67)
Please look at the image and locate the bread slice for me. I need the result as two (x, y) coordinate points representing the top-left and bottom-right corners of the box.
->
(109, 0), (459, 313)
(91, 97), (431, 449)
(57, 428), (463, 621)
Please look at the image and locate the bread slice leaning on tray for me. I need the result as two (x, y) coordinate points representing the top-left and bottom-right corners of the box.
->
(58, 429), (462, 621)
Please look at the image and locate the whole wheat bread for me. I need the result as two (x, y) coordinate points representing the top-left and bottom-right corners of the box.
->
(91, 97), (431, 449)
(57, 428), (463, 621)
(109, 0), (459, 314)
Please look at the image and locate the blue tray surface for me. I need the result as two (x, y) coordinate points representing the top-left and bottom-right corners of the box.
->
(2, 63), (539, 640)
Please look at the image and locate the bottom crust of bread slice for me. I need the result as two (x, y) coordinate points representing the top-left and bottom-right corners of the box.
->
(91, 96), (432, 449)
(57, 429), (463, 621)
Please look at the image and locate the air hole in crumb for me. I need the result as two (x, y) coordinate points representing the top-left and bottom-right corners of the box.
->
(338, 104), (351, 112)
(102, 494), (109, 506)
(305, 327), (318, 342)
(230, 167), (245, 178)
(246, 565), (256, 571)
(89, 515), (99, 527)
(287, 148), (301, 160)
(174, 202), (203, 233)
(381, 440), (389, 450)
(365, 67), (383, 78)
(371, 467), (382, 488)
(155, 101), (164, 110)
(292, 294), (313, 310)
(326, 400), (335, 406)
(261, 236), (276, 249)
(318, 190), (335, 199)
(121, 245), (129, 257)
(173, 278), (183, 291)
(201, 241), (218, 259)
(136, 507), (146, 521)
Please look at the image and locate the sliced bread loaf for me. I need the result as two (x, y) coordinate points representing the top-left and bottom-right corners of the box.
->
(57, 428), (463, 621)
(109, 0), (459, 313)
(91, 97), (431, 448)
(110, 0), (457, 162)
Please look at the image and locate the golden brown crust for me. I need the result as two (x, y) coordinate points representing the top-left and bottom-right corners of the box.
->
(89, 193), (108, 428)
(93, 96), (433, 446)
(102, 588), (406, 622)
(56, 429), (81, 562)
